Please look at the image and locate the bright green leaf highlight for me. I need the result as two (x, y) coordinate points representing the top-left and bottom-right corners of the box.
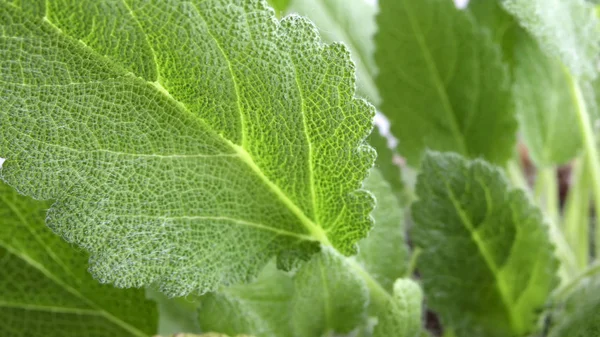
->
(375, 0), (516, 166)
(0, 0), (375, 296)
(0, 182), (157, 337)
(412, 152), (558, 337)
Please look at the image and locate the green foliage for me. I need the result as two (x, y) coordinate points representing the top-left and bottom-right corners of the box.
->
(503, 0), (600, 77)
(549, 268), (600, 337)
(0, 0), (375, 296)
(288, 0), (378, 103)
(0, 182), (158, 336)
(199, 249), (368, 337)
(2, 0), (600, 336)
(412, 152), (558, 337)
(375, 0), (516, 166)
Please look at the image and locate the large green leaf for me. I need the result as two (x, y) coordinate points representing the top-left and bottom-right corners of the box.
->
(511, 34), (583, 166)
(198, 249), (368, 337)
(0, 0), (374, 296)
(503, 0), (600, 78)
(549, 268), (600, 337)
(288, 0), (378, 103)
(0, 182), (157, 337)
(375, 0), (516, 166)
(469, 1), (584, 166)
(375, 0), (516, 165)
(412, 152), (558, 337)
(198, 169), (417, 336)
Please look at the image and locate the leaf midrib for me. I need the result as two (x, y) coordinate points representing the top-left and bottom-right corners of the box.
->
(33, 3), (331, 246)
(442, 179), (519, 332)
(401, 0), (468, 155)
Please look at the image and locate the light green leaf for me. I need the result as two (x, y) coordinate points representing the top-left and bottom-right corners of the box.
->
(375, 0), (516, 166)
(198, 248), (368, 337)
(0, 0), (375, 296)
(469, 0), (584, 166)
(371, 278), (423, 337)
(0, 182), (157, 337)
(198, 263), (294, 337)
(549, 267), (600, 337)
(358, 169), (408, 292)
(511, 34), (583, 166)
(503, 0), (600, 78)
(147, 289), (202, 336)
(412, 152), (558, 337)
(288, 0), (378, 103)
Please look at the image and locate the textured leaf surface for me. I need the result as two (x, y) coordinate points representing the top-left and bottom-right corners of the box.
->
(549, 271), (600, 337)
(288, 0), (378, 103)
(503, 0), (600, 78)
(0, 0), (374, 295)
(198, 248), (368, 337)
(0, 182), (157, 337)
(375, 0), (516, 165)
(412, 152), (558, 337)
(371, 279), (423, 337)
(358, 169), (408, 292)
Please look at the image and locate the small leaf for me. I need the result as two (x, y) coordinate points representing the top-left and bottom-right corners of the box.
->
(0, 182), (157, 337)
(371, 279), (423, 337)
(375, 0), (516, 165)
(0, 0), (374, 296)
(412, 152), (558, 337)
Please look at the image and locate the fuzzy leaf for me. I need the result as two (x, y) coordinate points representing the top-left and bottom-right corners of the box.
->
(412, 152), (558, 337)
(288, 0), (378, 103)
(372, 279), (423, 337)
(0, 0), (374, 296)
(198, 248), (368, 337)
(503, 0), (600, 78)
(0, 182), (157, 337)
(375, 0), (516, 166)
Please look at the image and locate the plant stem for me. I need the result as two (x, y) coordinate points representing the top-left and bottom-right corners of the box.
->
(348, 258), (391, 308)
(570, 77), (600, 258)
(554, 262), (600, 301)
(563, 157), (591, 268)
(535, 167), (559, 224)
(505, 158), (530, 193)
(406, 247), (422, 277)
